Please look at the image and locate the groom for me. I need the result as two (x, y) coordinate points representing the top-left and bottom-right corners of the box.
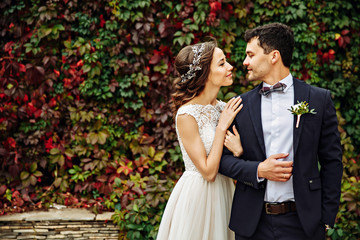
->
(219, 23), (343, 239)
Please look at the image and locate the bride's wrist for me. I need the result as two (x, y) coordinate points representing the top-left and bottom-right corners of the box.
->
(216, 125), (227, 132)
(233, 151), (241, 157)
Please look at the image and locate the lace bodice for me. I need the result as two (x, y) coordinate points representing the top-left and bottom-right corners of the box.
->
(175, 101), (226, 173)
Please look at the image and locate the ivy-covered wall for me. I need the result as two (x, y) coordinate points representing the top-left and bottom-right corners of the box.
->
(0, 0), (359, 239)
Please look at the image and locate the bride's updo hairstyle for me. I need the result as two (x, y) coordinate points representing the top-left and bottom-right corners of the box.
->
(171, 40), (217, 114)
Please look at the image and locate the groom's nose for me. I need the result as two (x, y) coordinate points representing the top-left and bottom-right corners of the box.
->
(243, 56), (249, 66)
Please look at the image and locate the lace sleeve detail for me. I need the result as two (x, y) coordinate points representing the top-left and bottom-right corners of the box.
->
(176, 105), (200, 120)
(177, 101), (226, 126)
(216, 100), (226, 112)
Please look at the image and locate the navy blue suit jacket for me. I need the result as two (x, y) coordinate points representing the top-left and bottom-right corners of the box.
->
(219, 78), (343, 238)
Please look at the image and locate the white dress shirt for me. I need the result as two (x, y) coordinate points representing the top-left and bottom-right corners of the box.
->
(261, 73), (295, 202)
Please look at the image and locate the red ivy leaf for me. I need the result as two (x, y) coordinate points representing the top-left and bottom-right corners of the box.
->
(9, 165), (20, 177)
(125, 33), (131, 42)
(149, 50), (162, 65)
(34, 109), (42, 118)
(99, 14), (106, 28)
(19, 64), (26, 72)
(344, 36), (351, 44)
(341, 29), (349, 35)
(25, 64), (45, 84)
(210, 1), (222, 13)
(54, 69), (60, 77)
(158, 21), (166, 36)
(4, 62), (19, 77)
(140, 134), (155, 144)
(49, 97), (57, 107)
(338, 37), (344, 47)
(7, 137), (16, 148)
(4, 41), (15, 53)
(76, 60), (84, 67)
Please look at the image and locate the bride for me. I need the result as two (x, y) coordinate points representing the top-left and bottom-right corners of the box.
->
(157, 40), (243, 240)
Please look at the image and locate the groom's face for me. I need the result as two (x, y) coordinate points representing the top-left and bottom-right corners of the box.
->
(243, 37), (272, 82)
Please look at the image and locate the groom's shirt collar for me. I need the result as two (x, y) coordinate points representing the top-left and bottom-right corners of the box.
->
(262, 73), (293, 93)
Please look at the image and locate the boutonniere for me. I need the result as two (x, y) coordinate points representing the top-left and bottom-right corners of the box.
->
(288, 101), (317, 128)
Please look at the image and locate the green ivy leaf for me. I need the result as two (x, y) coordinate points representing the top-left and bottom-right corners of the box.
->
(20, 171), (29, 180)
(133, 203), (139, 212)
(50, 148), (60, 155)
(29, 175), (37, 185)
(51, 154), (65, 166)
(98, 131), (109, 145)
(30, 163), (37, 173)
(148, 146), (155, 158)
(173, 31), (182, 37)
(153, 151), (165, 162)
(82, 64), (91, 73)
(87, 132), (99, 145)
(79, 46), (86, 55)
(42, 28), (52, 37)
(22, 179), (31, 188)
(64, 40), (72, 48)
(64, 149), (74, 158)
(133, 47), (140, 55)
(53, 178), (62, 187)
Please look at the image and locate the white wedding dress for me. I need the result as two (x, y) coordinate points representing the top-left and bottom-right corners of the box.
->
(157, 101), (235, 240)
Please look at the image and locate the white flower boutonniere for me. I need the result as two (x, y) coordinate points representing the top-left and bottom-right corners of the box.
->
(288, 101), (317, 128)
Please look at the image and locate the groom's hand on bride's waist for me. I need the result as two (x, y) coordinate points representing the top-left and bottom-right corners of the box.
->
(257, 153), (293, 182)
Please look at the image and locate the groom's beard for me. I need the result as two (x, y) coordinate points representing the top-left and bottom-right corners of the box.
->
(246, 71), (262, 82)
(246, 69), (270, 83)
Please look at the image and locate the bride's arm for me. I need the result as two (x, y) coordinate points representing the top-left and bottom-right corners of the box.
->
(177, 97), (242, 182)
(177, 115), (226, 182)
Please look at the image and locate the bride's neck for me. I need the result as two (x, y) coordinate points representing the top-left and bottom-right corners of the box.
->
(191, 85), (219, 106)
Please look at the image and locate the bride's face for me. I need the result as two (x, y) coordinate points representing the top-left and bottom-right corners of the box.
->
(207, 47), (233, 87)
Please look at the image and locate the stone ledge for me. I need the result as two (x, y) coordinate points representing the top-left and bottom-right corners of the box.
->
(0, 209), (119, 240)
(0, 208), (113, 221)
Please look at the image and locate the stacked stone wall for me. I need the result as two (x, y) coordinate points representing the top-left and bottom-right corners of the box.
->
(0, 209), (119, 240)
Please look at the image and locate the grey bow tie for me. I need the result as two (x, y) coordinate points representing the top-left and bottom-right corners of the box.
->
(259, 82), (287, 96)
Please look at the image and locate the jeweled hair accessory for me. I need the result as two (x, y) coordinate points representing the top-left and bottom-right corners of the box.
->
(180, 43), (205, 83)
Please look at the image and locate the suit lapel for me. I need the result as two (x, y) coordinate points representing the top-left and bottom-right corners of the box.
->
(248, 84), (266, 157)
(293, 78), (310, 155)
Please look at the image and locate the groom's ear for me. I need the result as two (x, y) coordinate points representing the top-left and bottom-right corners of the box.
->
(270, 50), (281, 65)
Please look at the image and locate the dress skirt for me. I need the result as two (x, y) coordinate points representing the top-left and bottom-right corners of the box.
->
(157, 170), (235, 240)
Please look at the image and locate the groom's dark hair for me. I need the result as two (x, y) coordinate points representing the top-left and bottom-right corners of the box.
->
(244, 22), (294, 68)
